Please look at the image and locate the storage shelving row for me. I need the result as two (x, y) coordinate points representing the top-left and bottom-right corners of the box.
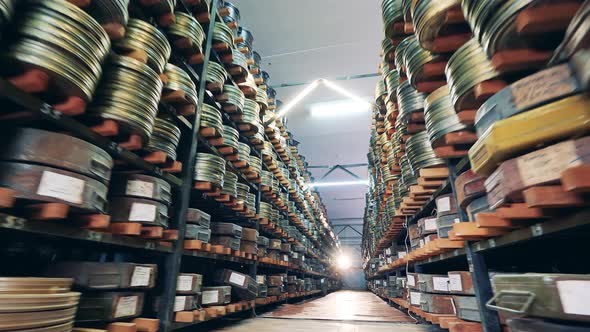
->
(364, 1), (590, 332)
(0, 1), (339, 331)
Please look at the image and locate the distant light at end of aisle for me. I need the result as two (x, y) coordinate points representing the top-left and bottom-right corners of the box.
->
(337, 254), (352, 270)
(308, 180), (370, 188)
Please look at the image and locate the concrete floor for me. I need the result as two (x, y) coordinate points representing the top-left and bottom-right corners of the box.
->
(211, 291), (436, 332)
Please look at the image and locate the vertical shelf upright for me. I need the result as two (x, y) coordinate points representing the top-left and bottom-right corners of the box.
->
(446, 159), (501, 332)
(156, 1), (221, 331)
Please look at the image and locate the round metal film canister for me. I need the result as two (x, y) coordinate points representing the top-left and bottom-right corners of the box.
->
(382, 0), (404, 38)
(81, 0), (130, 29)
(222, 1), (241, 27)
(166, 12), (205, 56)
(241, 99), (261, 135)
(406, 131), (444, 172)
(249, 155), (262, 175)
(109, 173), (172, 205)
(256, 86), (269, 111)
(213, 21), (234, 46)
(246, 192), (256, 211)
(109, 196), (169, 227)
(261, 170), (274, 188)
(424, 85), (468, 144)
(88, 55), (163, 142)
(480, 0), (537, 57)
(0, 0), (15, 26)
(0, 278), (72, 294)
(384, 68), (400, 101)
(0, 162), (108, 213)
(395, 36), (414, 73)
(163, 63), (199, 108)
(236, 182), (249, 205)
(206, 61), (228, 87)
(236, 27), (254, 51)
(259, 201), (272, 219)
(404, 36), (443, 88)
(0, 128), (112, 184)
(402, 0), (413, 22)
(237, 142), (251, 167)
(146, 116), (181, 160)
(221, 84), (246, 113)
(201, 103), (224, 135)
(194, 153), (226, 188)
(413, 0), (462, 51)
(397, 80), (428, 123)
(222, 125), (240, 152)
(114, 18), (171, 74)
(2, 0), (111, 101)
(221, 171), (238, 197)
(445, 38), (499, 110)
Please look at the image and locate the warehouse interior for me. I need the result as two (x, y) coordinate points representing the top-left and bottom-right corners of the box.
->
(0, 0), (590, 332)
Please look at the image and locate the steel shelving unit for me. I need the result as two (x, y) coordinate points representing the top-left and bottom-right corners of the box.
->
(365, 152), (590, 332)
(0, 2), (337, 331)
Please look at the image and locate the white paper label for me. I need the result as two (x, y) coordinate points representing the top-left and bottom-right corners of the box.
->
(130, 266), (152, 287)
(424, 218), (437, 231)
(449, 274), (463, 292)
(385, 248), (392, 255)
(115, 296), (138, 318)
(410, 291), (421, 305)
(387, 257), (393, 264)
(126, 180), (154, 198)
(407, 275), (416, 287)
(398, 251), (407, 259)
(283, 255), (289, 262)
(437, 197), (451, 212)
(177, 276), (194, 292)
(433, 277), (450, 292)
(256, 276), (266, 284)
(454, 218), (461, 224)
(293, 252), (299, 259)
(129, 203), (157, 222)
(174, 296), (188, 312)
(229, 272), (246, 286)
(37, 171), (85, 204)
(517, 140), (581, 187)
(557, 280), (590, 316)
(202, 290), (219, 305)
(419, 239), (425, 248)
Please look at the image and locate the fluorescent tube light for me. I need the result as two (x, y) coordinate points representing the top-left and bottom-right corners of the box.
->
(277, 79), (321, 117)
(323, 79), (373, 106)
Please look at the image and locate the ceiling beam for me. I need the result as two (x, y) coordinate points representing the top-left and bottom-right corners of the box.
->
(334, 225), (363, 236)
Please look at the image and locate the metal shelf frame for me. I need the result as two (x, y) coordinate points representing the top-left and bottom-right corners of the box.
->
(366, 154), (590, 332)
(0, 3), (337, 332)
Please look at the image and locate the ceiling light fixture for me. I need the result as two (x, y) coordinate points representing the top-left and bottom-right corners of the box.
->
(308, 180), (369, 188)
(276, 78), (374, 118)
(277, 79), (321, 117)
(322, 79), (372, 106)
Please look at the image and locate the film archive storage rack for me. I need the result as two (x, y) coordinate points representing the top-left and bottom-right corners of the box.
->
(0, 1), (338, 331)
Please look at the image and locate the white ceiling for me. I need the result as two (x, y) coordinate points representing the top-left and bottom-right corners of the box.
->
(231, 0), (382, 247)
